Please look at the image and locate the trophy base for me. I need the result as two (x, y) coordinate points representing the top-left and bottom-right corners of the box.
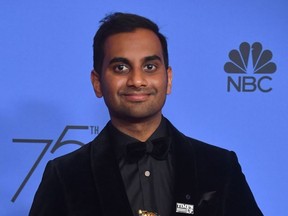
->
(138, 209), (159, 216)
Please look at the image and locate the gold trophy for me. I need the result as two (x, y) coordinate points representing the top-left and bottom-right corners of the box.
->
(138, 209), (159, 216)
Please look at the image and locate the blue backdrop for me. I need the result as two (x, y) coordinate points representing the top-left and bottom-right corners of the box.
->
(1, 0), (287, 215)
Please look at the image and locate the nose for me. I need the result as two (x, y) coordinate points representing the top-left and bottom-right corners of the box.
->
(126, 69), (148, 88)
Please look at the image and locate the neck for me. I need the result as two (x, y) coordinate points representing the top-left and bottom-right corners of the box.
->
(110, 114), (162, 142)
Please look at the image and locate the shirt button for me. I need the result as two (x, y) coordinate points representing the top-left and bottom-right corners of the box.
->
(144, 170), (150, 177)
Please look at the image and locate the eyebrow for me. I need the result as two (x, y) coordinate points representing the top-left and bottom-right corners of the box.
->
(109, 57), (130, 65)
(144, 55), (162, 62)
(108, 55), (163, 66)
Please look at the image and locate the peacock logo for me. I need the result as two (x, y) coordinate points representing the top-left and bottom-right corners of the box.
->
(224, 42), (276, 92)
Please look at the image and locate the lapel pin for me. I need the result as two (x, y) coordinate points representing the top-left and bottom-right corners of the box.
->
(176, 203), (194, 214)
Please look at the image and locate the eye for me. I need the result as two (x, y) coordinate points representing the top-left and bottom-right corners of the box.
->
(113, 64), (130, 73)
(143, 64), (157, 72)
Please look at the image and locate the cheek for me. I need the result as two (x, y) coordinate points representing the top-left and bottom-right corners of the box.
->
(101, 75), (123, 96)
(156, 76), (169, 92)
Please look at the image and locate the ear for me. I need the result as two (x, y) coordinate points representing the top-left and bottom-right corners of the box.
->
(166, 67), (172, 94)
(90, 70), (103, 98)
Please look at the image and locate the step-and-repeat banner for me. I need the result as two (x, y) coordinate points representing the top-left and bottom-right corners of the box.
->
(1, 0), (287, 215)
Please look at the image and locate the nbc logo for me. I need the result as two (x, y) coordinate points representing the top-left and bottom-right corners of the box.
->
(224, 42), (276, 92)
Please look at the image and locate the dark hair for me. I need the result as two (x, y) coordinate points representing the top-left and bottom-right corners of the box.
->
(93, 12), (169, 75)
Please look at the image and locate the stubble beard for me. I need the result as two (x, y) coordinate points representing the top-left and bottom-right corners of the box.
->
(108, 96), (167, 124)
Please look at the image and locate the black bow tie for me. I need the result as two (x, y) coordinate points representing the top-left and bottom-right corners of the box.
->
(126, 137), (171, 163)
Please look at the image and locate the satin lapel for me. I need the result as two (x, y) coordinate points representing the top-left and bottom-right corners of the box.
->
(167, 121), (200, 215)
(90, 126), (133, 216)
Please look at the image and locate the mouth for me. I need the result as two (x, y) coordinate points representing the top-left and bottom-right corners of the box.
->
(122, 93), (152, 102)
(120, 89), (155, 102)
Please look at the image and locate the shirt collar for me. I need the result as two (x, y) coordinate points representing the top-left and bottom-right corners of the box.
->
(108, 116), (169, 161)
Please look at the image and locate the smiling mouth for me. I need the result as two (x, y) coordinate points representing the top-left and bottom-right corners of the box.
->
(123, 93), (151, 102)
(120, 88), (156, 102)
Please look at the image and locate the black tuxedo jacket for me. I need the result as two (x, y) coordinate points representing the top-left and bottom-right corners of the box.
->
(29, 121), (263, 216)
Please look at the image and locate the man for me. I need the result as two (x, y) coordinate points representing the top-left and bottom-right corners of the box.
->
(29, 12), (263, 216)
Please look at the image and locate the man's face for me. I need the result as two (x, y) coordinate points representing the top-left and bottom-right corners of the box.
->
(91, 28), (172, 123)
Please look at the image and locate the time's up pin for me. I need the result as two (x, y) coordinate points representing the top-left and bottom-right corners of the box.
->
(176, 203), (194, 214)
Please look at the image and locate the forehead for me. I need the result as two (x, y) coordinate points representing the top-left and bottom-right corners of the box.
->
(103, 28), (163, 61)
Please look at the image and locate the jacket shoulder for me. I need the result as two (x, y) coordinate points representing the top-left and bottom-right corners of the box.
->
(185, 136), (233, 158)
(184, 135), (237, 169)
(51, 125), (109, 169)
